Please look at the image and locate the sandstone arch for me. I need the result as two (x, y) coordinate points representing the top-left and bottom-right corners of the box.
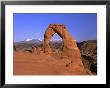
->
(43, 24), (80, 58)
(43, 24), (87, 74)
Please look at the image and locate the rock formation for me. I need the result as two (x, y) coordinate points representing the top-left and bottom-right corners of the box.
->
(44, 24), (77, 54)
(32, 46), (36, 53)
(43, 24), (87, 74)
(14, 44), (16, 51)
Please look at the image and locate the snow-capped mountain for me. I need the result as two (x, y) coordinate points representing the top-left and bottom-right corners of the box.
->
(15, 39), (42, 45)
(25, 39), (33, 41)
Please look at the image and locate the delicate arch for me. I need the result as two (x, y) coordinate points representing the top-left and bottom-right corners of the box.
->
(43, 24), (80, 58)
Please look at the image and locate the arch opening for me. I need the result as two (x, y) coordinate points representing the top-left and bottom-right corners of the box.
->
(49, 33), (64, 51)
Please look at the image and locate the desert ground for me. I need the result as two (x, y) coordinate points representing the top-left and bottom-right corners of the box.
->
(13, 40), (97, 75)
(14, 50), (89, 75)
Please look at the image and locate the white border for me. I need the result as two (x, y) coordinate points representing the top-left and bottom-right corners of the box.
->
(5, 5), (106, 84)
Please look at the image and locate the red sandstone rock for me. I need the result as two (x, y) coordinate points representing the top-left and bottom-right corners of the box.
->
(14, 44), (16, 51)
(43, 24), (87, 74)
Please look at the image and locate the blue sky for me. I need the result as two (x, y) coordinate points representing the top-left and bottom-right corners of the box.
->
(14, 13), (97, 42)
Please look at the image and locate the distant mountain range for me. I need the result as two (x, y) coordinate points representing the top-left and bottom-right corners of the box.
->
(15, 39), (42, 45)
(15, 39), (62, 45)
(14, 39), (96, 54)
(14, 39), (63, 51)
